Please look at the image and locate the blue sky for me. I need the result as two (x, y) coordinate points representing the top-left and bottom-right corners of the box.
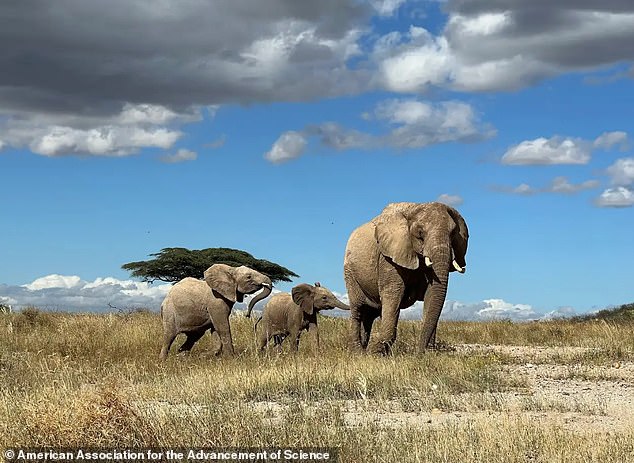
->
(1, 0), (633, 319)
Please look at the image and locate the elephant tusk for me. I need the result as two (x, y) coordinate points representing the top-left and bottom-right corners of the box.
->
(262, 283), (272, 288)
(424, 256), (433, 267)
(452, 260), (465, 273)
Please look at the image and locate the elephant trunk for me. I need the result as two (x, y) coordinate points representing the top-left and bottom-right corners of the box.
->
(334, 300), (350, 311)
(246, 282), (272, 318)
(420, 246), (450, 350)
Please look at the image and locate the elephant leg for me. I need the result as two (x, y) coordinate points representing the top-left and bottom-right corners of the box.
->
(209, 330), (223, 356)
(258, 327), (272, 352)
(360, 309), (379, 349)
(370, 294), (402, 356)
(308, 322), (320, 351)
(213, 316), (235, 357)
(159, 331), (177, 360)
(178, 330), (205, 353)
(349, 302), (368, 352)
(289, 330), (301, 352)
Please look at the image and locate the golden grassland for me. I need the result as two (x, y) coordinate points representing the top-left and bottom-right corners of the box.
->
(1, 308), (633, 462)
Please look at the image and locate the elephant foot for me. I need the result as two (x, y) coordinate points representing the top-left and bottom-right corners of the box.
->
(349, 343), (365, 354)
(368, 341), (392, 356)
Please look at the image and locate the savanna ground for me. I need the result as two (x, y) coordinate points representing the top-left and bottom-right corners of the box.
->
(1, 306), (633, 462)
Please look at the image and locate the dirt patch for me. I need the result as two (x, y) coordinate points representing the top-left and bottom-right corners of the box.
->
(136, 344), (634, 435)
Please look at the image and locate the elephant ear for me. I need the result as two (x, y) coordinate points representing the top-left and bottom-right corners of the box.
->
(446, 206), (469, 269)
(291, 283), (315, 315)
(204, 264), (237, 302)
(374, 212), (419, 270)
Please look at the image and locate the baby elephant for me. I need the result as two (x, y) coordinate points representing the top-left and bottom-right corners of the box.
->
(255, 282), (349, 352)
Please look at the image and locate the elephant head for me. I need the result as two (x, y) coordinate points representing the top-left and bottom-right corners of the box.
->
(204, 264), (272, 315)
(374, 201), (469, 348)
(291, 282), (350, 315)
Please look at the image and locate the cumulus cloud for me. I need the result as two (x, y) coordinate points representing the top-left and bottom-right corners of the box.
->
(594, 131), (629, 151)
(264, 131), (308, 163)
(3, 276), (579, 322)
(376, 3), (634, 93)
(265, 98), (494, 162)
(436, 193), (464, 206)
(160, 148), (198, 164)
(2, 274), (172, 312)
(494, 176), (599, 196)
(606, 157), (634, 186)
(501, 137), (592, 165)
(0, 0), (370, 157)
(546, 177), (600, 194)
(399, 298), (545, 321)
(501, 132), (628, 165)
(492, 183), (538, 196)
(594, 187), (634, 208)
(370, 0), (407, 17)
(0, 103), (195, 157)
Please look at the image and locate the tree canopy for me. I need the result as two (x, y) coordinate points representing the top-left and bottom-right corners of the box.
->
(122, 247), (299, 284)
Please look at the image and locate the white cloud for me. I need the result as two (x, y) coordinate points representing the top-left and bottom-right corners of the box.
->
(370, 0), (407, 17)
(0, 139), (5, 150)
(542, 306), (577, 320)
(264, 131), (308, 163)
(606, 157), (634, 185)
(546, 177), (600, 194)
(266, 98), (494, 162)
(160, 148), (198, 163)
(378, 33), (454, 93)
(118, 103), (182, 125)
(594, 131), (628, 151)
(23, 274), (83, 291)
(495, 177), (599, 196)
(376, 6), (634, 93)
(400, 298), (545, 321)
(28, 126), (181, 157)
(437, 194), (463, 206)
(594, 187), (634, 208)
(5, 278), (581, 322)
(502, 136), (591, 165)
(0, 103), (195, 157)
(6, 274), (173, 312)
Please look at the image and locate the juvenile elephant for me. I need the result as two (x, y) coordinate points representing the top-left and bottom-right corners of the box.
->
(255, 283), (349, 352)
(344, 201), (469, 354)
(159, 264), (272, 359)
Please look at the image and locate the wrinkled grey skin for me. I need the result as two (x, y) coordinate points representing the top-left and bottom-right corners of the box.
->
(159, 264), (272, 360)
(255, 283), (350, 352)
(344, 202), (469, 354)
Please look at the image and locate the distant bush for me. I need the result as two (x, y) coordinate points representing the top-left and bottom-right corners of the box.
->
(13, 306), (59, 330)
(572, 302), (634, 323)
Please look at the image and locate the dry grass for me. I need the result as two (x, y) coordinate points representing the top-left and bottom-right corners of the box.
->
(1, 309), (633, 462)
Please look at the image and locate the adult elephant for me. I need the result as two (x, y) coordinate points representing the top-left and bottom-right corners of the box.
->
(344, 202), (468, 354)
(159, 264), (272, 359)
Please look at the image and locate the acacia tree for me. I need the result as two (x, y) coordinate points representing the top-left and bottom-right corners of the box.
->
(122, 247), (298, 284)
